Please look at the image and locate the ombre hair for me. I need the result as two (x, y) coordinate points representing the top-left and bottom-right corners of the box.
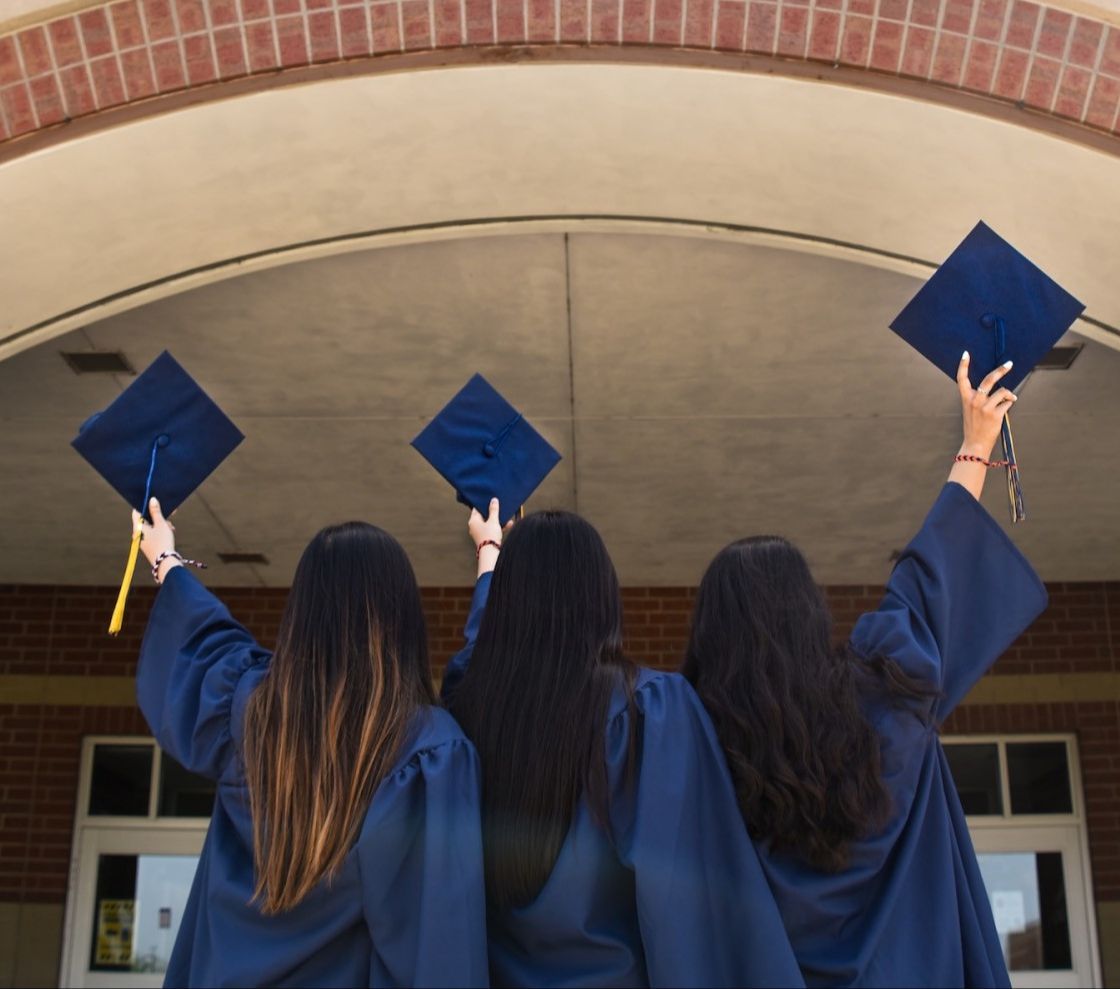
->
(241, 522), (435, 914)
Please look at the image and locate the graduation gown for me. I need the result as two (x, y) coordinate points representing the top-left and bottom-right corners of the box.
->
(136, 567), (489, 989)
(443, 573), (803, 989)
(755, 482), (1048, 988)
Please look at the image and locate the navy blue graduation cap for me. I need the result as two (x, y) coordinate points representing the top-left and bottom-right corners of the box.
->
(411, 373), (561, 526)
(72, 351), (244, 633)
(891, 221), (1085, 522)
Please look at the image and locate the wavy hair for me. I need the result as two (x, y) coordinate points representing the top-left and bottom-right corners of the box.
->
(681, 535), (932, 872)
(242, 522), (435, 914)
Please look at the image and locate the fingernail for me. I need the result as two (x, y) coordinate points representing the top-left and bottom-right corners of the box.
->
(1003, 360), (1013, 369)
(962, 350), (970, 360)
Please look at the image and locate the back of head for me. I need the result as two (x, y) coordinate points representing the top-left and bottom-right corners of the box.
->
(682, 535), (916, 872)
(243, 522), (435, 914)
(449, 510), (633, 909)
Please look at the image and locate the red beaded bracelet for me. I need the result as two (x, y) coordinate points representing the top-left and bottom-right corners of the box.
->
(954, 454), (1017, 470)
(476, 539), (502, 559)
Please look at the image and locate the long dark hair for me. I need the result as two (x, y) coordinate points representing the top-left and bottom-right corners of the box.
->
(681, 535), (932, 873)
(242, 522), (435, 914)
(448, 510), (635, 910)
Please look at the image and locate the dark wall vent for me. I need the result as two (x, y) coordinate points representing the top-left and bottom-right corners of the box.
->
(217, 551), (270, 565)
(1036, 344), (1083, 370)
(61, 351), (135, 375)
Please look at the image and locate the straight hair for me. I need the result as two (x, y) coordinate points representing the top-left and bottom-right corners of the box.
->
(448, 510), (635, 910)
(242, 522), (435, 914)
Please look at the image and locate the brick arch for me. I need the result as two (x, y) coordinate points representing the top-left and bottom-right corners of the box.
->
(0, 0), (1117, 153)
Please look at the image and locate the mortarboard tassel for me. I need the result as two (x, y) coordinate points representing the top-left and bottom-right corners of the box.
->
(107, 436), (166, 636)
(1000, 413), (1026, 524)
(981, 313), (1026, 524)
(109, 522), (143, 635)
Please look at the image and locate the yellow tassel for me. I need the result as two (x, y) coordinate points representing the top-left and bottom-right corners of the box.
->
(109, 525), (143, 636)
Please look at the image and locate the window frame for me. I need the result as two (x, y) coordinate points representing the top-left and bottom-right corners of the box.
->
(60, 736), (214, 989)
(72, 735), (215, 831)
(942, 733), (1084, 827)
(942, 732), (1102, 988)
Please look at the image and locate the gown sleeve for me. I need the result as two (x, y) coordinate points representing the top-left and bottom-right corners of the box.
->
(850, 481), (1048, 721)
(358, 732), (489, 988)
(136, 566), (270, 781)
(608, 672), (804, 989)
(439, 572), (492, 702)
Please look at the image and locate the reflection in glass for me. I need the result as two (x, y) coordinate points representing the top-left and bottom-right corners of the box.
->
(159, 753), (216, 817)
(133, 855), (199, 972)
(89, 745), (153, 816)
(944, 743), (1003, 815)
(977, 852), (1071, 971)
(1007, 743), (1073, 815)
(87, 853), (200, 973)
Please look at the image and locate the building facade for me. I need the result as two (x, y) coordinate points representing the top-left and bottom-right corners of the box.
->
(2, 0), (1119, 985)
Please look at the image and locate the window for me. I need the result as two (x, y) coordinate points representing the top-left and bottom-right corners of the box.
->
(943, 735), (1102, 989)
(61, 738), (213, 989)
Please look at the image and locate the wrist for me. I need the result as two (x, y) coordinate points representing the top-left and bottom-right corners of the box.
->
(476, 541), (500, 577)
(151, 550), (206, 584)
(156, 556), (182, 584)
(959, 440), (995, 459)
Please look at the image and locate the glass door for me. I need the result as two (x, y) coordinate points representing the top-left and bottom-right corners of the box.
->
(972, 826), (1097, 989)
(60, 737), (214, 989)
(944, 735), (1102, 989)
(62, 827), (205, 988)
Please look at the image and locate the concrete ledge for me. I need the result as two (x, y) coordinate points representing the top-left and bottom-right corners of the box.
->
(1, 672), (1118, 708)
(960, 672), (1120, 706)
(0, 674), (135, 706)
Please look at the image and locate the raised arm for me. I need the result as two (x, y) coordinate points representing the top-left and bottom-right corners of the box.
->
(441, 498), (502, 701)
(851, 353), (1047, 720)
(134, 498), (269, 780)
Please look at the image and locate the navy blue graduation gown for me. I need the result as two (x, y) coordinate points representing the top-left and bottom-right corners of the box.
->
(755, 482), (1048, 988)
(443, 573), (803, 989)
(136, 567), (489, 989)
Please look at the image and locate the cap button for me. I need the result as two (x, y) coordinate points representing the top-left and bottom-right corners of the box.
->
(979, 313), (997, 328)
(156, 434), (170, 448)
(482, 442), (497, 458)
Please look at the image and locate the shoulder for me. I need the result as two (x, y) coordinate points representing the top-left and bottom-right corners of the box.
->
(391, 705), (477, 778)
(608, 667), (702, 724)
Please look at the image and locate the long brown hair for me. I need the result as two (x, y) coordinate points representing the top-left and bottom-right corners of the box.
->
(682, 535), (933, 873)
(242, 522), (435, 914)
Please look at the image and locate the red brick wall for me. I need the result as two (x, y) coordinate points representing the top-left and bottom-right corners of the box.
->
(2, 0), (1119, 147)
(5, 581), (1113, 677)
(1, 580), (1117, 909)
(0, 704), (149, 904)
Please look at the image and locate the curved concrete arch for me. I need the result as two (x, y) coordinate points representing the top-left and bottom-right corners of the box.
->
(2, 62), (1119, 360)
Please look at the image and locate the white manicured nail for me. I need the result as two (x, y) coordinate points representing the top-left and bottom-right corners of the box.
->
(962, 351), (970, 360)
(1003, 360), (1013, 369)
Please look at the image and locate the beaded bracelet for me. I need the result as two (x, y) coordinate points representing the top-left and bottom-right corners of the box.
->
(152, 550), (207, 584)
(954, 454), (1017, 470)
(476, 539), (502, 560)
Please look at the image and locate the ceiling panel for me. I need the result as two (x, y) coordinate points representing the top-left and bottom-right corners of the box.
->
(1, 230), (1114, 587)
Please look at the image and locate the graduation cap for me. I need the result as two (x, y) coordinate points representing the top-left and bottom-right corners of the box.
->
(890, 221), (1085, 522)
(411, 373), (561, 526)
(72, 351), (244, 634)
